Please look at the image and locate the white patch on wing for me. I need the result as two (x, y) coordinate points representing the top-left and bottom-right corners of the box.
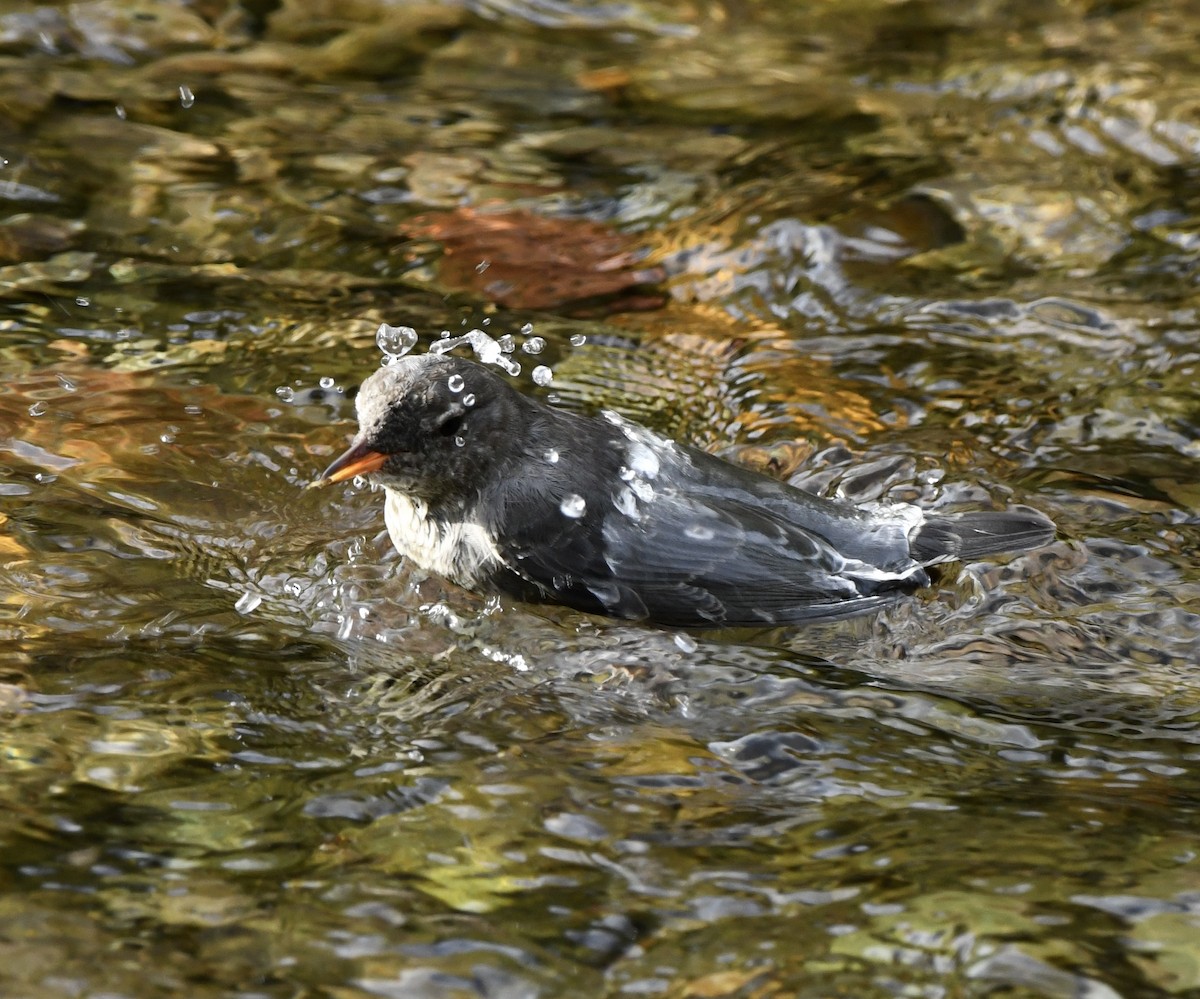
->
(628, 478), (655, 503)
(383, 488), (500, 586)
(602, 410), (666, 479)
(841, 559), (923, 586)
(603, 410), (676, 516)
(861, 499), (925, 537)
(613, 486), (640, 519)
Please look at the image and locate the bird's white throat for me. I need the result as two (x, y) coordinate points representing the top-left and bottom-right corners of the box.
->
(383, 488), (500, 586)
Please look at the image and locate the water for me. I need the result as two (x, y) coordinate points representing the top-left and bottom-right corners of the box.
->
(429, 328), (523, 377)
(1, 2), (1199, 997)
(376, 323), (419, 361)
(559, 493), (587, 518)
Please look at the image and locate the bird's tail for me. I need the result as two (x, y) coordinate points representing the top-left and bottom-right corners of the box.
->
(910, 507), (1055, 565)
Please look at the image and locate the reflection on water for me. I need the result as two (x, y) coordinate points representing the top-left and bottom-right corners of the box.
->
(2, 0), (1200, 996)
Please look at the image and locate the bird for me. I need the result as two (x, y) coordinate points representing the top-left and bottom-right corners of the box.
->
(309, 352), (1055, 628)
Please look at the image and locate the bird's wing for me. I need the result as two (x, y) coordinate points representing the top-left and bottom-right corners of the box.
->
(482, 408), (926, 628)
(490, 478), (914, 628)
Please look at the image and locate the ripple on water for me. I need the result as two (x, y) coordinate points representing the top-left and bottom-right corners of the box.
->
(5, 13), (1200, 997)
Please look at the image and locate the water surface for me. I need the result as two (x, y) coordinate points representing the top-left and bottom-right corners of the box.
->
(2, 1), (1199, 996)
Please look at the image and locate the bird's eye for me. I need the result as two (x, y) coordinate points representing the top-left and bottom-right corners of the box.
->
(437, 412), (465, 437)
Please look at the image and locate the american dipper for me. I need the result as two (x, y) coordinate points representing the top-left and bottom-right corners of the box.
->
(311, 353), (1054, 627)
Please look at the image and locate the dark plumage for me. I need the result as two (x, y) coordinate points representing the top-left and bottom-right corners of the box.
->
(312, 352), (1055, 628)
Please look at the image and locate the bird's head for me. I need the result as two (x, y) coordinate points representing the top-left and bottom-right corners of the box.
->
(311, 353), (519, 506)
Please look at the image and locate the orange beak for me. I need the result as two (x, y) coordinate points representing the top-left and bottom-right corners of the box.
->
(307, 440), (387, 489)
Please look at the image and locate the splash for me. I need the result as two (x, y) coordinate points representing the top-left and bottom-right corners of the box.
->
(376, 322), (565, 382)
(376, 323), (418, 363)
(428, 328), (522, 377)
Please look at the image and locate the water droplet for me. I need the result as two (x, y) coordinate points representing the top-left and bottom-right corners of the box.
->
(376, 323), (418, 360)
(447, 374), (465, 392)
(319, 376), (335, 390)
(522, 336), (546, 355)
(673, 632), (698, 654)
(614, 487), (638, 518)
(519, 322), (534, 335)
(28, 401), (47, 417)
(570, 333), (587, 346)
(475, 259), (490, 273)
(184, 404), (202, 416)
(462, 393), (476, 407)
(56, 374), (76, 392)
(75, 296), (90, 307)
(160, 430), (176, 444)
(275, 386), (294, 402)
(498, 334), (515, 353)
(179, 85), (195, 108)
(115, 104), (126, 119)
(429, 329), (521, 376)
(560, 493), (586, 518)
(454, 435), (466, 448)
(234, 592), (262, 615)
(545, 449), (559, 464)
(630, 479), (654, 502)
